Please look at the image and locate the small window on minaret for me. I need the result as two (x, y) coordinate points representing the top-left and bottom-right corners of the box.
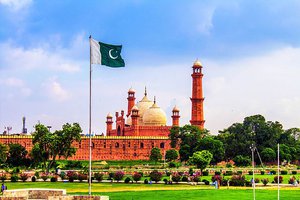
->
(140, 143), (144, 148)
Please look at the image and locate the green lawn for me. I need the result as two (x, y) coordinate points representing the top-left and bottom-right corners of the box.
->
(3, 182), (300, 200)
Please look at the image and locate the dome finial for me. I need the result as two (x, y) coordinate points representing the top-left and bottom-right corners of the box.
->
(193, 59), (202, 67)
(144, 86), (147, 96)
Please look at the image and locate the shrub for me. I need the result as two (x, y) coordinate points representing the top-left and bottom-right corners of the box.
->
(113, 171), (125, 182)
(132, 172), (142, 183)
(261, 178), (269, 186)
(78, 173), (87, 182)
(260, 171), (265, 175)
(274, 176), (283, 183)
(281, 170), (288, 175)
(144, 179), (148, 184)
(65, 160), (83, 169)
(212, 175), (223, 185)
(270, 170), (276, 175)
(254, 178), (260, 183)
(0, 174), (7, 182)
(31, 176), (36, 182)
(292, 171), (297, 175)
(181, 176), (188, 182)
(168, 162), (176, 168)
(192, 175), (201, 183)
(41, 174), (48, 182)
(226, 163), (232, 168)
(13, 167), (20, 174)
(165, 171), (171, 176)
(215, 171), (221, 175)
(288, 177), (295, 184)
(20, 173), (29, 182)
(50, 176), (57, 182)
(189, 168), (194, 176)
(248, 171), (253, 175)
(230, 175), (246, 186)
(94, 172), (104, 182)
(124, 177), (131, 183)
(202, 179), (209, 185)
(149, 170), (162, 183)
(11, 174), (19, 182)
(171, 173), (181, 183)
(237, 171), (243, 175)
(34, 171), (40, 179)
(108, 172), (114, 180)
(163, 178), (168, 184)
(60, 171), (66, 180)
(202, 171), (209, 176)
(225, 171), (233, 176)
(66, 171), (77, 182)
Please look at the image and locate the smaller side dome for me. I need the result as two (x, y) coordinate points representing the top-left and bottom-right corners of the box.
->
(131, 105), (139, 111)
(172, 105), (180, 112)
(107, 113), (113, 118)
(128, 87), (135, 93)
(193, 59), (202, 67)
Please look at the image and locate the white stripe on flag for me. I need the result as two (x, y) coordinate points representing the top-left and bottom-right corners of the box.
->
(90, 38), (101, 64)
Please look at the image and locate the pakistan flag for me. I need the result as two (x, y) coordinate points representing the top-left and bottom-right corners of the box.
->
(90, 37), (125, 67)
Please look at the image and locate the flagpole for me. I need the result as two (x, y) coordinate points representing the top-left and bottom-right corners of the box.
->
(88, 35), (92, 196)
(278, 143), (280, 200)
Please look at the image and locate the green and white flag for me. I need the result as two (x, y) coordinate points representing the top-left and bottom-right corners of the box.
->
(90, 37), (125, 67)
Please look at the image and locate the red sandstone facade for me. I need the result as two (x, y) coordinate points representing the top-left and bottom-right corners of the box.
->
(0, 61), (205, 160)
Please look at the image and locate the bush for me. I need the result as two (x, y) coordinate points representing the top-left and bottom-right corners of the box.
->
(41, 174), (48, 182)
(66, 171), (77, 182)
(113, 171), (125, 182)
(212, 175), (223, 185)
(237, 171), (243, 175)
(31, 176), (36, 182)
(168, 162), (176, 168)
(60, 171), (66, 180)
(288, 177), (296, 184)
(34, 171), (40, 179)
(274, 176), (283, 183)
(192, 175), (201, 183)
(144, 179), (148, 184)
(94, 172), (104, 182)
(165, 171), (171, 176)
(270, 170), (276, 175)
(230, 175), (246, 186)
(171, 173), (182, 183)
(189, 168), (194, 176)
(260, 171), (265, 175)
(292, 171), (297, 175)
(50, 176), (57, 182)
(202, 179), (209, 185)
(149, 170), (162, 183)
(181, 176), (188, 182)
(108, 172), (114, 180)
(202, 171), (209, 176)
(20, 173), (28, 182)
(0, 174), (7, 182)
(261, 178), (269, 186)
(78, 173), (87, 182)
(11, 174), (19, 182)
(163, 178), (168, 184)
(225, 171), (233, 176)
(124, 177), (131, 183)
(132, 172), (142, 183)
(215, 171), (221, 175)
(65, 160), (83, 169)
(281, 170), (288, 175)
(248, 171), (253, 175)
(254, 178), (260, 183)
(226, 163), (232, 168)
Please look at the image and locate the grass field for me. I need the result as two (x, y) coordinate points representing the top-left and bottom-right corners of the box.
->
(3, 182), (300, 200)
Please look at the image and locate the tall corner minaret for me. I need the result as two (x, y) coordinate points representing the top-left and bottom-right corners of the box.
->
(171, 106), (180, 126)
(106, 113), (113, 135)
(127, 87), (136, 117)
(190, 59), (205, 129)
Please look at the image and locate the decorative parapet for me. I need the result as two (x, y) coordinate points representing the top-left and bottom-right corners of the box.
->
(81, 136), (169, 140)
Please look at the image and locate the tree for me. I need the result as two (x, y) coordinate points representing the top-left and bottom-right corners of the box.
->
(150, 147), (162, 163)
(233, 155), (251, 167)
(261, 148), (276, 163)
(32, 123), (82, 172)
(196, 136), (224, 164)
(165, 149), (179, 162)
(0, 143), (8, 164)
(6, 143), (28, 167)
(189, 150), (212, 172)
(29, 144), (44, 167)
(169, 125), (209, 162)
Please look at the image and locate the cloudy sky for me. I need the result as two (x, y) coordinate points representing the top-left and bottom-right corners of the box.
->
(1, 0), (300, 135)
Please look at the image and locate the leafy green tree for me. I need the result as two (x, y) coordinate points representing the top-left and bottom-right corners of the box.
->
(7, 143), (28, 167)
(189, 150), (212, 172)
(196, 136), (224, 164)
(233, 155), (251, 167)
(169, 125), (209, 162)
(29, 144), (44, 167)
(32, 123), (82, 172)
(279, 144), (292, 162)
(150, 147), (162, 163)
(0, 143), (8, 164)
(261, 148), (276, 162)
(165, 149), (179, 162)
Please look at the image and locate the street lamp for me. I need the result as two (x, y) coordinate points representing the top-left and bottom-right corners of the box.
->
(250, 144), (256, 200)
(47, 126), (52, 132)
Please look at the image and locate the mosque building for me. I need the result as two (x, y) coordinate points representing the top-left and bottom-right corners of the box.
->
(0, 60), (205, 160)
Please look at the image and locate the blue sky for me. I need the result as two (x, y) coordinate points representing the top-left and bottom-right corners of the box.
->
(1, 0), (300, 135)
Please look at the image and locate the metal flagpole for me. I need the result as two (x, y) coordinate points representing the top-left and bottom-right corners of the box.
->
(278, 143), (280, 200)
(88, 35), (92, 196)
(250, 144), (255, 200)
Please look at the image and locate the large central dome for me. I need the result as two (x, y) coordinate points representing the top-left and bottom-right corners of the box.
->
(143, 101), (167, 126)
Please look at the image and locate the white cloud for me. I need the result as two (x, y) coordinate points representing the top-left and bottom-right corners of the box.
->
(0, 0), (32, 11)
(0, 77), (32, 97)
(42, 77), (70, 102)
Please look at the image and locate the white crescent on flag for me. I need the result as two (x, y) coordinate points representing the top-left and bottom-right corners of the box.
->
(109, 49), (118, 59)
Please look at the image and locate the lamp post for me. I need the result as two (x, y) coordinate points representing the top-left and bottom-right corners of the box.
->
(250, 144), (256, 200)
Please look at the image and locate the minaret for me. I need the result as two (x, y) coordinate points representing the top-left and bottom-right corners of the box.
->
(131, 105), (139, 135)
(171, 106), (180, 126)
(127, 87), (136, 117)
(106, 113), (113, 135)
(190, 60), (205, 129)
